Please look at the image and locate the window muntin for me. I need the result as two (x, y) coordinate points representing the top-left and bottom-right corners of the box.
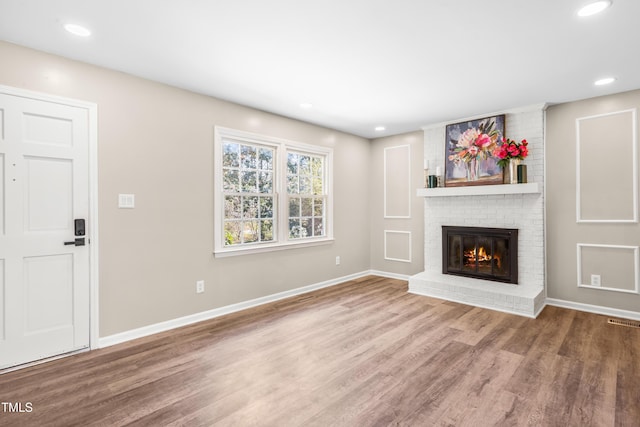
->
(214, 127), (333, 256)
(287, 152), (326, 239)
(222, 140), (275, 246)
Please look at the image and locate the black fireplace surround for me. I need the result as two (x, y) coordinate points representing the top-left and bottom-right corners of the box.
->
(442, 226), (518, 284)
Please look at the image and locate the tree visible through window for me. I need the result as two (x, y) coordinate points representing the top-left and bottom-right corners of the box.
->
(287, 152), (325, 239)
(215, 127), (333, 255)
(222, 141), (275, 246)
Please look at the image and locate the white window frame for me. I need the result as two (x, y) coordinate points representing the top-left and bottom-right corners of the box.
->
(214, 127), (333, 257)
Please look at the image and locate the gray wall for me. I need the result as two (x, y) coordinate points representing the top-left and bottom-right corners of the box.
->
(369, 132), (424, 276)
(546, 89), (640, 314)
(0, 41), (373, 336)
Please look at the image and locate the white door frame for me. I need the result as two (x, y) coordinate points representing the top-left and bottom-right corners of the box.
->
(0, 84), (100, 350)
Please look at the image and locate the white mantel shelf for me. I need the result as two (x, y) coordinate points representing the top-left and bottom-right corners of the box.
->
(417, 182), (540, 197)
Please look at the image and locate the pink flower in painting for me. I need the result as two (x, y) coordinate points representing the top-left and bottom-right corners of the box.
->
(476, 133), (492, 148)
(468, 145), (479, 156)
(457, 128), (479, 148)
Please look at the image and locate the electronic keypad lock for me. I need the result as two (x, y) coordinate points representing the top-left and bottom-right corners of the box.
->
(75, 219), (86, 236)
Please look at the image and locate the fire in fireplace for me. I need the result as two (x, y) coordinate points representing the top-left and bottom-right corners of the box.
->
(442, 226), (518, 284)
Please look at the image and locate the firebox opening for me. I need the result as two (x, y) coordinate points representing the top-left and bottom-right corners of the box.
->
(443, 226), (518, 284)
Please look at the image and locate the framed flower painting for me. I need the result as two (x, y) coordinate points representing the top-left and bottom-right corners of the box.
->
(444, 114), (505, 187)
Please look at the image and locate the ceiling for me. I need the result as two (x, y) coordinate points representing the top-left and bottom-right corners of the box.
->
(0, 0), (638, 138)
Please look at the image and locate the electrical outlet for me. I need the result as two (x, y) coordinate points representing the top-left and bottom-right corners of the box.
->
(196, 280), (205, 293)
(336, 256), (341, 266)
(590, 274), (601, 287)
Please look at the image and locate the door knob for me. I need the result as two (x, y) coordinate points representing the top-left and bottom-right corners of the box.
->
(64, 238), (85, 246)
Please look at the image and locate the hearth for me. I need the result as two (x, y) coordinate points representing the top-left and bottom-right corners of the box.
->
(442, 226), (518, 284)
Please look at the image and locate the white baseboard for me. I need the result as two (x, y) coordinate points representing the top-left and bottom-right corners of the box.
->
(99, 270), (381, 348)
(546, 298), (640, 321)
(99, 272), (640, 350)
(369, 270), (411, 281)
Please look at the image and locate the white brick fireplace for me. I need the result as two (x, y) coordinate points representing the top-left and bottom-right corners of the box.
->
(409, 105), (546, 317)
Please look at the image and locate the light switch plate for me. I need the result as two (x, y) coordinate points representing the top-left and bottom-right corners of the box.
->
(118, 194), (135, 209)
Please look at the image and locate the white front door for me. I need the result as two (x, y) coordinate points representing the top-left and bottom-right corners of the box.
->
(0, 91), (91, 369)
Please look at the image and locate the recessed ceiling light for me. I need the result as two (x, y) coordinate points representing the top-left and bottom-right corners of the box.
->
(594, 77), (616, 85)
(299, 103), (313, 109)
(64, 23), (92, 37)
(577, 0), (612, 17)
(375, 126), (386, 132)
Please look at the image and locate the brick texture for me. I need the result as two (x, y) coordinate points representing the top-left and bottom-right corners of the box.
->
(412, 107), (545, 316)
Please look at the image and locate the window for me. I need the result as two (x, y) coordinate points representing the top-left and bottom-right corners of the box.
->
(214, 127), (333, 256)
(221, 142), (275, 245)
(287, 151), (326, 239)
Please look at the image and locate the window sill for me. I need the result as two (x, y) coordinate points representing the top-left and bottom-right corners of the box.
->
(213, 238), (335, 258)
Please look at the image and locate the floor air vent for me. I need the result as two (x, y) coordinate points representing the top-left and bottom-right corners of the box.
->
(608, 318), (640, 329)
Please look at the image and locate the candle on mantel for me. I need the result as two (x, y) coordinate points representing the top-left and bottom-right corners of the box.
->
(423, 159), (429, 188)
(435, 166), (442, 187)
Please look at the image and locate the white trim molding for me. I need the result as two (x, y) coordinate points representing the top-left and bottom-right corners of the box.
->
(100, 270), (373, 348)
(576, 243), (640, 294)
(213, 126), (334, 257)
(383, 144), (411, 219)
(546, 298), (640, 322)
(384, 230), (412, 263)
(0, 84), (100, 350)
(576, 108), (638, 223)
(369, 270), (411, 281)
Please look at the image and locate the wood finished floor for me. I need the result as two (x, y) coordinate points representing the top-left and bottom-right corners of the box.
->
(1, 276), (639, 426)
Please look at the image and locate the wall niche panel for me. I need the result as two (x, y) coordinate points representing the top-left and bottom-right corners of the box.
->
(578, 244), (639, 294)
(384, 230), (411, 263)
(384, 145), (411, 218)
(577, 109), (637, 222)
